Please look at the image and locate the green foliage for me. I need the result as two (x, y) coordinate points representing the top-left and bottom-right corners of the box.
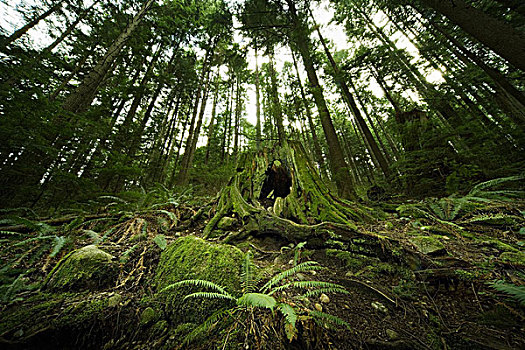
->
(171, 254), (348, 345)
(490, 280), (525, 306)
(397, 175), (525, 226)
(153, 234), (167, 250)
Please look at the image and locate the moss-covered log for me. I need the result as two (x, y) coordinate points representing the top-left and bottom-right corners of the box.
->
(204, 141), (376, 242)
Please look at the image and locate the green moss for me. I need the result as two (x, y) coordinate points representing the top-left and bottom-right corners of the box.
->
(408, 236), (446, 255)
(0, 292), (109, 341)
(325, 249), (377, 271)
(43, 245), (118, 292)
(154, 236), (244, 324)
(499, 251), (525, 266)
(140, 307), (157, 325)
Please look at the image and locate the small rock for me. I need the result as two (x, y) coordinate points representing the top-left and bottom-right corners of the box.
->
(371, 301), (388, 313)
(315, 303), (323, 312)
(217, 217), (238, 230)
(288, 259), (294, 265)
(140, 307), (156, 325)
(319, 293), (330, 304)
(386, 329), (399, 340)
(108, 294), (122, 307)
(409, 236), (446, 255)
(296, 273), (306, 281)
(273, 256), (285, 265)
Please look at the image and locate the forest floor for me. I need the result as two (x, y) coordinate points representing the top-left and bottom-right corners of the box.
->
(0, 194), (524, 349)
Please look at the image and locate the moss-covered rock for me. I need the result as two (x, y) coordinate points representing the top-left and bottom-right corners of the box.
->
(154, 236), (244, 324)
(409, 236), (446, 256)
(217, 216), (238, 230)
(44, 245), (118, 292)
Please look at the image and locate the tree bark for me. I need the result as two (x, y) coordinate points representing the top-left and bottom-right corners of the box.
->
(311, 13), (391, 178)
(286, 0), (357, 200)
(420, 0), (525, 71)
(61, 0), (155, 113)
(1, 1), (63, 50)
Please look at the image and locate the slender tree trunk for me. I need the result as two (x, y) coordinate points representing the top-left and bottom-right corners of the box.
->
(286, 0), (357, 200)
(420, 0), (525, 71)
(311, 13), (390, 178)
(290, 49), (328, 179)
(205, 77), (220, 165)
(176, 49), (214, 185)
(428, 20), (525, 126)
(254, 47), (262, 150)
(62, 0), (155, 113)
(1, 1), (63, 50)
(44, 0), (100, 53)
(268, 47), (286, 144)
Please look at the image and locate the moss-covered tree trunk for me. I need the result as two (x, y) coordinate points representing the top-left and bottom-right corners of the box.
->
(203, 141), (372, 243)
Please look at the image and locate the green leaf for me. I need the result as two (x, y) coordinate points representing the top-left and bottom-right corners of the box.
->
(237, 293), (276, 310)
(153, 234), (167, 250)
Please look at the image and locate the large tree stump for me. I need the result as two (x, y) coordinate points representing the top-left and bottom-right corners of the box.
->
(203, 141), (374, 243)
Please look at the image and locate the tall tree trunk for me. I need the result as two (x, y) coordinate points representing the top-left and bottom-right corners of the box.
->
(44, 0), (100, 53)
(254, 47), (262, 151)
(290, 49), (328, 180)
(233, 75), (242, 158)
(205, 77), (220, 165)
(428, 20), (525, 126)
(268, 47), (286, 144)
(419, 0), (525, 71)
(176, 49), (214, 185)
(311, 12), (391, 178)
(61, 0), (155, 113)
(1, 1), (64, 50)
(286, 0), (357, 200)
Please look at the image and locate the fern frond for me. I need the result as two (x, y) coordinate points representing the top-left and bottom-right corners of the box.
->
(262, 261), (322, 292)
(490, 281), (525, 306)
(278, 303), (297, 327)
(0, 230), (25, 237)
(304, 287), (349, 298)
(469, 174), (524, 196)
(237, 293), (276, 310)
(184, 292), (236, 301)
(162, 279), (232, 297)
(183, 307), (233, 345)
(241, 251), (256, 293)
(49, 236), (66, 257)
(310, 310), (351, 329)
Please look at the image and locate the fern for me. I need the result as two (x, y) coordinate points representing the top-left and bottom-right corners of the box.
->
(184, 292), (236, 301)
(293, 242), (307, 266)
(182, 308), (233, 346)
(49, 236), (66, 258)
(279, 303), (298, 341)
(163, 279), (232, 297)
(490, 281), (525, 306)
(469, 174), (525, 197)
(241, 250), (256, 293)
(237, 293), (276, 310)
(262, 261), (322, 293)
(303, 286), (350, 298)
(310, 310), (351, 329)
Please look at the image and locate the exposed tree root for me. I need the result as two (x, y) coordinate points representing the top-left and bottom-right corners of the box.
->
(203, 141), (377, 243)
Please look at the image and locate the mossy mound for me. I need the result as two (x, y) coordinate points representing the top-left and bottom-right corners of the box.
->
(43, 245), (118, 292)
(154, 236), (244, 324)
